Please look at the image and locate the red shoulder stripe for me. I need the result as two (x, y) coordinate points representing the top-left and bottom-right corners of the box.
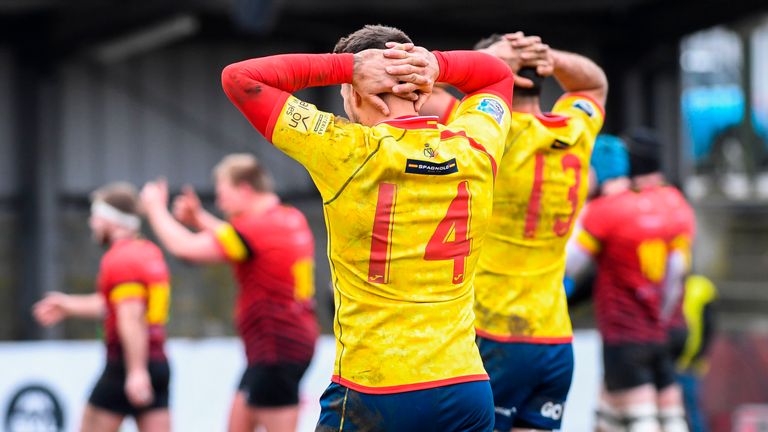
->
(440, 130), (497, 177)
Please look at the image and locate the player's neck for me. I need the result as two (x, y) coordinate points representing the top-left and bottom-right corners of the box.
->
(108, 229), (139, 244)
(379, 96), (418, 122)
(601, 177), (631, 196)
(633, 172), (665, 190)
(512, 96), (542, 116)
(247, 193), (280, 216)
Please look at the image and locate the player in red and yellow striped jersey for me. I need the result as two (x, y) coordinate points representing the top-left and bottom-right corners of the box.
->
(221, 24), (514, 431)
(33, 183), (171, 432)
(420, 33), (607, 431)
(567, 130), (695, 432)
(141, 154), (317, 432)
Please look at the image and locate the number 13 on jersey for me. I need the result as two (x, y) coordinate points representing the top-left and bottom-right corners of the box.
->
(368, 182), (472, 285)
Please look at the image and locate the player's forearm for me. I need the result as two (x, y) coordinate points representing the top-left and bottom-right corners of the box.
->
(195, 208), (226, 233)
(551, 49), (607, 106)
(661, 251), (687, 320)
(222, 53), (353, 138)
(434, 50), (514, 108)
(145, 204), (202, 259)
(64, 293), (106, 319)
(117, 306), (149, 373)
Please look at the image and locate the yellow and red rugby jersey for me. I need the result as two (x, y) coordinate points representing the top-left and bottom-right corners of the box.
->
(473, 93), (604, 343)
(270, 93), (510, 393)
(98, 238), (171, 361)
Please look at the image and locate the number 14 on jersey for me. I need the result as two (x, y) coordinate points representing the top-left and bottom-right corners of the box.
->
(368, 182), (472, 285)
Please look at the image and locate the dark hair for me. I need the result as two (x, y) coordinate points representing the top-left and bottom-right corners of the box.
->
(473, 34), (503, 50)
(624, 127), (662, 176)
(91, 182), (140, 215)
(474, 33), (544, 97)
(214, 153), (274, 192)
(333, 24), (412, 54)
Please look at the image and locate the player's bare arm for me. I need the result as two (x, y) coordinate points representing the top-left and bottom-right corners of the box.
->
(115, 300), (153, 407)
(546, 47), (608, 106)
(172, 185), (225, 232)
(141, 179), (226, 263)
(661, 250), (688, 321)
(32, 292), (105, 326)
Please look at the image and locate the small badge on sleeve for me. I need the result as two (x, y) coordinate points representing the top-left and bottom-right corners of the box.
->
(405, 158), (458, 175)
(573, 99), (595, 117)
(476, 98), (505, 124)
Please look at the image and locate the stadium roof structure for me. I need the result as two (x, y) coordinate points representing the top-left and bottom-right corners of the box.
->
(1, 0), (766, 57)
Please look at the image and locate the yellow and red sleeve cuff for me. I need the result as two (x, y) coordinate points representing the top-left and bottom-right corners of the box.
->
(576, 230), (601, 255)
(109, 282), (147, 304)
(214, 224), (250, 263)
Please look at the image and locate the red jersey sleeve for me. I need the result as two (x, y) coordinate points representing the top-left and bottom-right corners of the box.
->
(213, 221), (254, 263)
(580, 198), (615, 242)
(433, 50), (514, 110)
(221, 53), (354, 141)
(103, 253), (147, 304)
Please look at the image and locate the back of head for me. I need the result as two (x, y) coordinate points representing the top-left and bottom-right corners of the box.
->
(474, 33), (545, 98)
(591, 134), (629, 186)
(624, 127), (662, 177)
(91, 182), (140, 216)
(214, 153), (273, 192)
(333, 24), (412, 54)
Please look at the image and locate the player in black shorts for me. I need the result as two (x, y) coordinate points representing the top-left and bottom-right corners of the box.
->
(34, 183), (172, 432)
(141, 156), (318, 432)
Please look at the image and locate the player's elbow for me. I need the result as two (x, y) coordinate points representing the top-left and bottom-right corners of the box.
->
(594, 71), (609, 104)
(221, 64), (241, 96)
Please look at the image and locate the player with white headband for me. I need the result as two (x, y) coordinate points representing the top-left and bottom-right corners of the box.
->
(34, 182), (173, 432)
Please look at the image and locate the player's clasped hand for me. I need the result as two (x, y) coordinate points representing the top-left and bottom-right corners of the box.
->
(172, 185), (202, 228)
(383, 41), (439, 111)
(351, 42), (437, 115)
(478, 32), (554, 88)
(140, 178), (170, 211)
(506, 32), (555, 78)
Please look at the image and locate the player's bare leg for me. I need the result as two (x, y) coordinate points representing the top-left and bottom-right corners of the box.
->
(253, 406), (299, 432)
(80, 404), (123, 432)
(656, 384), (688, 432)
(228, 391), (259, 432)
(136, 409), (171, 432)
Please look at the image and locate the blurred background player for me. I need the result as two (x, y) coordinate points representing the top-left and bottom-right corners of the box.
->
(422, 31), (607, 432)
(140, 154), (317, 432)
(668, 274), (718, 432)
(221, 24), (514, 431)
(626, 128), (697, 432)
(33, 182), (172, 432)
(567, 132), (692, 432)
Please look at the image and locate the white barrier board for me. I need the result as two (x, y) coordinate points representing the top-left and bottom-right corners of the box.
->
(0, 331), (601, 431)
